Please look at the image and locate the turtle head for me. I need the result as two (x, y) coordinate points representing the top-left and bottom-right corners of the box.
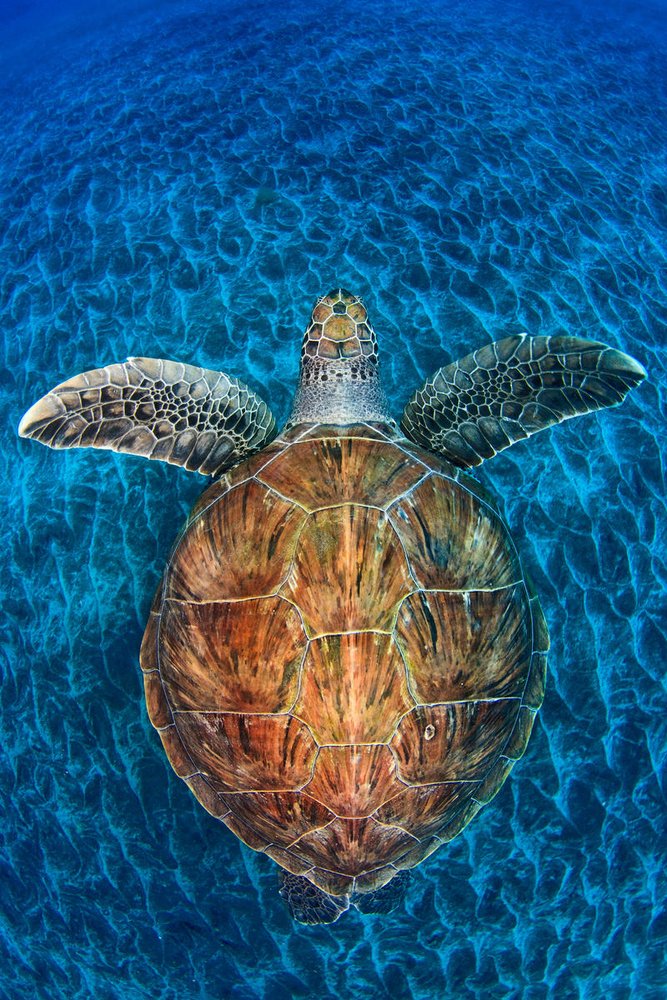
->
(301, 288), (379, 366)
(287, 288), (392, 428)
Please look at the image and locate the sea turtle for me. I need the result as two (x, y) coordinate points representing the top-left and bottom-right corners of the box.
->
(19, 289), (645, 924)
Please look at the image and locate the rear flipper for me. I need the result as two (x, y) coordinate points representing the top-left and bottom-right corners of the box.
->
(279, 872), (350, 925)
(401, 334), (646, 468)
(279, 871), (410, 924)
(18, 357), (276, 477)
(351, 870), (410, 914)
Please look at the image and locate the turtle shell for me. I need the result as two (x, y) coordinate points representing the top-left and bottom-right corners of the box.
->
(140, 423), (548, 898)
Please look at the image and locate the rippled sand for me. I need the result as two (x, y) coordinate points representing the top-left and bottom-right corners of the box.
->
(2, 0), (666, 997)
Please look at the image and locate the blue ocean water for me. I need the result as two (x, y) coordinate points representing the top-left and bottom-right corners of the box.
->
(1, 0), (666, 996)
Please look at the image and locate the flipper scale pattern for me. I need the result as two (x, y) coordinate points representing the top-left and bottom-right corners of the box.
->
(18, 357), (276, 476)
(401, 334), (646, 467)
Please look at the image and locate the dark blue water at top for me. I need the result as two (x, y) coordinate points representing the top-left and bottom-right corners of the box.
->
(1, 0), (666, 997)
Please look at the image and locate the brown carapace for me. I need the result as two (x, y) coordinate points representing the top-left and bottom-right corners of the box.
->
(18, 288), (645, 924)
(140, 422), (547, 920)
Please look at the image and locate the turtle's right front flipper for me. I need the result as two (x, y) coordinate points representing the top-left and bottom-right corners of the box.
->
(18, 357), (276, 477)
(401, 334), (646, 468)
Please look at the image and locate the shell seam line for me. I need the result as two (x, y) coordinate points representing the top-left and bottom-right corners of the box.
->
(162, 582), (523, 608)
(518, 594), (549, 709)
(385, 508), (424, 590)
(284, 637), (311, 720)
(283, 815), (422, 853)
(167, 696), (523, 718)
(182, 474), (252, 529)
(154, 593), (215, 794)
(393, 637), (422, 707)
(162, 592), (300, 606)
(387, 469), (434, 508)
(275, 512), (316, 617)
(384, 431), (509, 519)
(261, 846), (315, 877)
(254, 477), (310, 514)
(279, 424), (396, 445)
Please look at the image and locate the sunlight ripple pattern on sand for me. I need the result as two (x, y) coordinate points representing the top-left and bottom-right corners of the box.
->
(1, 0), (666, 997)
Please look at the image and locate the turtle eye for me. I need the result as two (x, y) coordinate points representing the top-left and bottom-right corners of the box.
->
(424, 724), (436, 741)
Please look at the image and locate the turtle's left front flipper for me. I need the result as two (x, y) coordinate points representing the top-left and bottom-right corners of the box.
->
(401, 334), (646, 468)
(18, 357), (276, 476)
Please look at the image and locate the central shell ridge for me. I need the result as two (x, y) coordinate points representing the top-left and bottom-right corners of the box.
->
(144, 428), (543, 895)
